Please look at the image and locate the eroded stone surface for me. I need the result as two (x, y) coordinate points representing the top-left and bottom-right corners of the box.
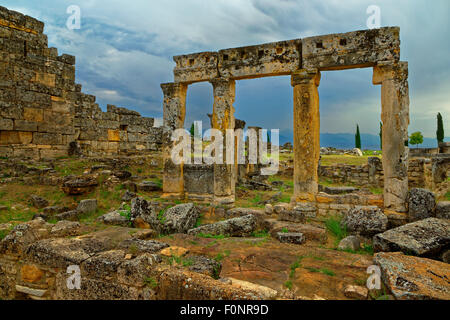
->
(373, 218), (450, 259)
(374, 252), (450, 300)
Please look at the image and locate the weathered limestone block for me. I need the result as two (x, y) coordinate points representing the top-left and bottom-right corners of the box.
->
(374, 252), (450, 300)
(373, 217), (450, 259)
(407, 188), (436, 222)
(342, 206), (388, 237)
(303, 27), (400, 70)
(188, 215), (257, 237)
(373, 62), (410, 212)
(160, 203), (200, 234)
(0, 117), (13, 130)
(211, 78), (235, 204)
(183, 164), (214, 198)
(14, 119), (38, 131)
(218, 39), (301, 79)
(173, 51), (219, 83)
(291, 68), (321, 202)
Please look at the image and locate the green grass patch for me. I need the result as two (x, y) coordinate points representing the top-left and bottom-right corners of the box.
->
(284, 280), (293, 290)
(304, 267), (335, 276)
(197, 233), (226, 239)
(144, 277), (158, 289)
(325, 216), (347, 241)
(250, 229), (270, 238)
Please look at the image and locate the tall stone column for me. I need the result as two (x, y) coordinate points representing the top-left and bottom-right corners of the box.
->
(161, 82), (187, 199)
(291, 69), (321, 203)
(373, 61), (410, 213)
(210, 78), (235, 205)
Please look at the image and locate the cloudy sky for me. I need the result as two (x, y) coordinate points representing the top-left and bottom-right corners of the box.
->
(4, 0), (450, 139)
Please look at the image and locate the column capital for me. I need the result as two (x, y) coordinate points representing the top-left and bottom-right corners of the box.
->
(291, 68), (321, 87)
(373, 61), (408, 85)
(210, 77), (235, 97)
(160, 82), (187, 96)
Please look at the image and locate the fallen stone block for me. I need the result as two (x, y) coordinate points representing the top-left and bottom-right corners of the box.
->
(276, 232), (305, 244)
(374, 252), (450, 300)
(98, 210), (130, 227)
(278, 205), (308, 223)
(30, 195), (49, 209)
(62, 176), (98, 195)
(187, 215), (257, 237)
(77, 199), (97, 214)
(342, 206), (388, 237)
(137, 181), (162, 192)
(407, 188), (436, 222)
(344, 285), (368, 300)
(373, 217), (450, 259)
(56, 210), (80, 221)
(436, 201), (450, 220)
(50, 221), (81, 237)
(188, 255), (222, 279)
(118, 239), (169, 254)
(267, 219), (327, 242)
(338, 236), (361, 251)
(160, 203), (200, 234)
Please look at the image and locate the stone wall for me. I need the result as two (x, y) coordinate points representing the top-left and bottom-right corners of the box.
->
(318, 158), (426, 188)
(0, 6), (161, 159)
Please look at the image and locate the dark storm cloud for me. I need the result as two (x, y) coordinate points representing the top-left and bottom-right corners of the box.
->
(4, 0), (450, 137)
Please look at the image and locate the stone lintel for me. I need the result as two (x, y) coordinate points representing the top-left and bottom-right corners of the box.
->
(303, 27), (400, 70)
(173, 52), (219, 83)
(218, 39), (301, 79)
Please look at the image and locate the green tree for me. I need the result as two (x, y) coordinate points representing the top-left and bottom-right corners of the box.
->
(379, 122), (383, 150)
(267, 131), (271, 144)
(436, 113), (444, 144)
(409, 131), (424, 148)
(355, 124), (361, 149)
(189, 123), (195, 137)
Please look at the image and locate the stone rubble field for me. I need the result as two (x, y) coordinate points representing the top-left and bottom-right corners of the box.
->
(0, 152), (448, 300)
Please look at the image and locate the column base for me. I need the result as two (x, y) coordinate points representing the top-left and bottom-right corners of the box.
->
(161, 192), (184, 200)
(291, 192), (316, 203)
(213, 195), (235, 207)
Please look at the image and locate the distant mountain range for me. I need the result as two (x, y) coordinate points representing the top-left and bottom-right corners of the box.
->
(278, 132), (448, 150)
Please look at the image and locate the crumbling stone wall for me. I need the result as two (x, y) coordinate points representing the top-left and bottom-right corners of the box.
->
(319, 158), (425, 188)
(0, 6), (161, 159)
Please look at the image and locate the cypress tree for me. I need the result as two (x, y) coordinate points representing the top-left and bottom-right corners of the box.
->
(355, 124), (361, 149)
(437, 113), (444, 144)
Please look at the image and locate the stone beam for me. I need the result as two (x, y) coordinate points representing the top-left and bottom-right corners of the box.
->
(218, 39), (301, 79)
(291, 68), (321, 203)
(211, 78), (235, 205)
(302, 27), (400, 70)
(173, 52), (219, 83)
(161, 82), (188, 199)
(373, 61), (409, 213)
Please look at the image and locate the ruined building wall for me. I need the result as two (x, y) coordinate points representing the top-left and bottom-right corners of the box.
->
(0, 6), (162, 159)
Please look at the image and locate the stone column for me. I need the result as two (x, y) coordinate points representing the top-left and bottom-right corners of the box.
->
(373, 62), (410, 213)
(210, 78), (235, 205)
(161, 82), (187, 199)
(291, 68), (321, 203)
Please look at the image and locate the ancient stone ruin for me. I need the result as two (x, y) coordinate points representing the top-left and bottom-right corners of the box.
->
(161, 27), (410, 214)
(0, 6), (162, 159)
(1, 6), (449, 302)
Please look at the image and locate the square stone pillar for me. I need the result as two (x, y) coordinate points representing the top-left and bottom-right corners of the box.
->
(161, 82), (187, 199)
(373, 62), (410, 213)
(291, 68), (321, 203)
(210, 78), (235, 205)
